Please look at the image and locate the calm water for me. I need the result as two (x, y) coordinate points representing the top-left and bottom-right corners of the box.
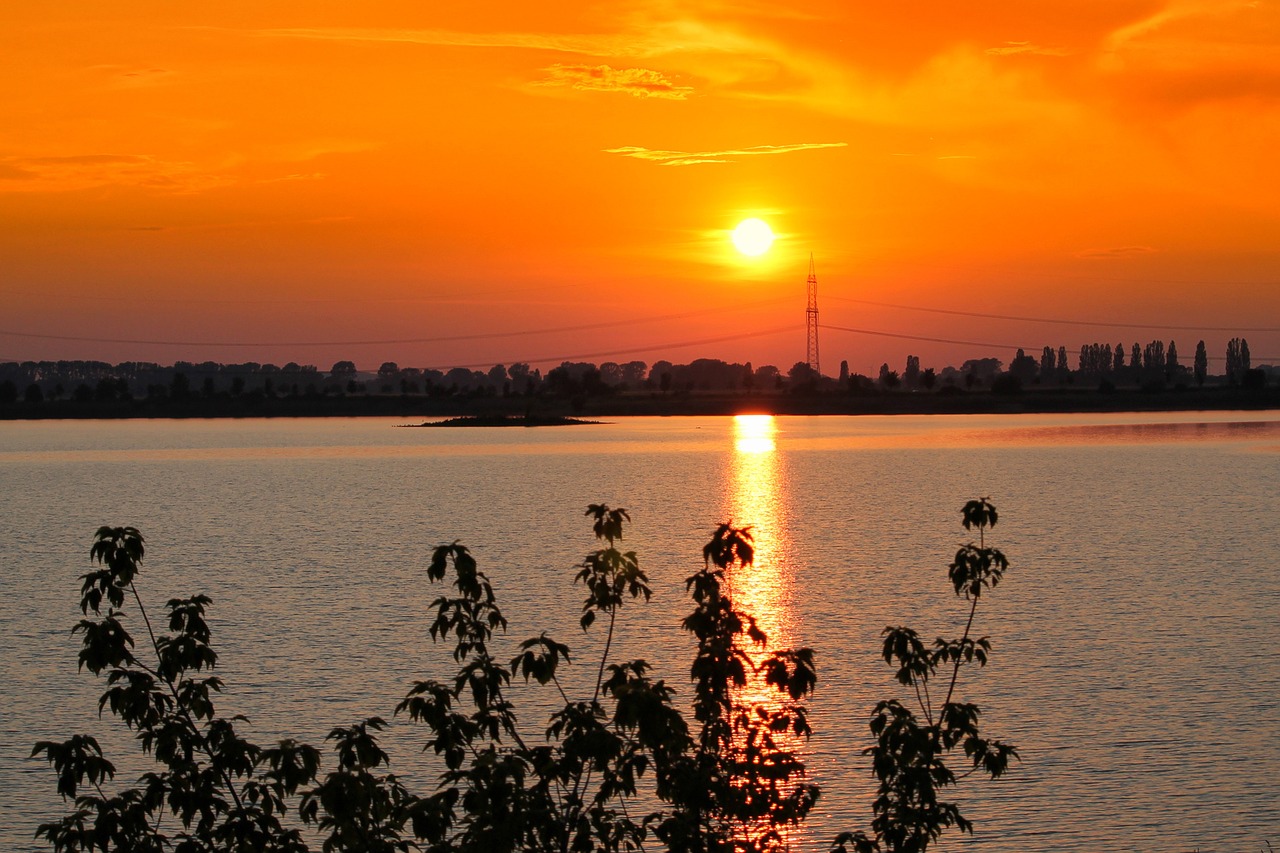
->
(2, 412), (1278, 852)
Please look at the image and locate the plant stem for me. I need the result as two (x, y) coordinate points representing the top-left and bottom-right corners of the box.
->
(566, 605), (619, 853)
(129, 581), (245, 813)
(943, 523), (986, 710)
(593, 608), (618, 704)
(551, 673), (571, 705)
(943, 595), (980, 711)
(130, 582), (160, 660)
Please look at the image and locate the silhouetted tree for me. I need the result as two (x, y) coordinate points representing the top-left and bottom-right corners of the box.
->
(961, 359), (1001, 385)
(1040, 347), (1055, 382)
(650, 360), (674, 388)
(1142, 340), (1164, 372)
(904, 355), (921, 388)
(1009, 349), (1036, 384)
(1226, 337), (1251, 385)
(599, 361), (623, 387)
(920, 367), (937, 390)
(1194, 340), (1208, 386)
(24, 382), (44, 403)
(621, 361), (648, 387)
(753, 364), (781, 390)
(789, 361), (819, 391)
(839, 360), (850, 387)
(444, 366), (477, 392)
(378, 362), (400, 385)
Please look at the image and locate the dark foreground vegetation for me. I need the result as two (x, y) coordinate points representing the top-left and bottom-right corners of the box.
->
(36, 501), (1015, 852)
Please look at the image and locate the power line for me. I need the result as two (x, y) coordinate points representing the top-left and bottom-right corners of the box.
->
(0, 285), (586, 306)
(421, 326), (796, 371)
(824, 318), (1274, 358)
(0, 298), (790, 349)
(0, 325), (794, 371)
(4, 296), (1275, 367)
(821, 323), (1031, 352)
(825, 295), (1280, 333)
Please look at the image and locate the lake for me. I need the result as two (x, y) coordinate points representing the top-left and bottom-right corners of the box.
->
(2, 412), (1278, 851)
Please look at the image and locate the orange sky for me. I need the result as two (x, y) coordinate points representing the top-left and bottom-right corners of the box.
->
(2, 0), (1277, 374)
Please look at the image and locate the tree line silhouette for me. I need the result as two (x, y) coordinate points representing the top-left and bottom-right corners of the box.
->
(0, 337), (1272, 407)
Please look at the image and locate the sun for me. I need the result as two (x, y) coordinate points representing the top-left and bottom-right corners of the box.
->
(731, 218), (775, 256)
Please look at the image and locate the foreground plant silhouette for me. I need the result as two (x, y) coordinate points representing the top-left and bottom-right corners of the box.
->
(35, 501), (1015, 852)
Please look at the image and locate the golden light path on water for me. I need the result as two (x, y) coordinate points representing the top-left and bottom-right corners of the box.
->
(722, 414), (806, 848)
(725, 415), (792, 654)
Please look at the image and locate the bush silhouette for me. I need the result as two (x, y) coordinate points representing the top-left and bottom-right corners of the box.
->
(35, 502), (1015, 852)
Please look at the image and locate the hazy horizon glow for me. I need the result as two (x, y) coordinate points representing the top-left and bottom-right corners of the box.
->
(2, 1), (1278, 374)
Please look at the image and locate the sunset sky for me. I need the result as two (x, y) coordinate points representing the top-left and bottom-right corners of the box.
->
(3, 0), (1277, 374)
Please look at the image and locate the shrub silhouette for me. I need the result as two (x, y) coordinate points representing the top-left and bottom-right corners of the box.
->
(35, 502), (1015, 852)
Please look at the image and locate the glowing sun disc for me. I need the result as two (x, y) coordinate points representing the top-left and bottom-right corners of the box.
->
(731, 218), (775, 256)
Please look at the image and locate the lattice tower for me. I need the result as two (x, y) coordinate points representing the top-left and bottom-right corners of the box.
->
(806, 254), (820, 375)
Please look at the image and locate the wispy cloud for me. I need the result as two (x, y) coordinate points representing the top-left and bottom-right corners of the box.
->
(87, 65), (176, 87)
(253, 27), (629, 57)
(538, 64), (693, 99)
(250, 23), (785, 67)
(250, 24), (840, 108)
(0, 154), (228, 194)
(260, 172), (329, 184)
(1103, 0), (1220, 55)
(1076, 245), (1159, 259)
(986, 41), (1070, 57)
(606, 142), (846, 166)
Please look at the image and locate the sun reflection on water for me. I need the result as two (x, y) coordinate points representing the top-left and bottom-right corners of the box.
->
(724, 414), (807, 848)
(725, 415), (791, 649)
(734, 414), (778, 455)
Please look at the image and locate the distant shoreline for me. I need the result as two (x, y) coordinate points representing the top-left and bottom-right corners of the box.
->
(2, 385), (1278, 421)
(402, 414), (602, 427)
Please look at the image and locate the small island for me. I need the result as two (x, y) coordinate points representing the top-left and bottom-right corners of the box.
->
(405, 414), (603, 427)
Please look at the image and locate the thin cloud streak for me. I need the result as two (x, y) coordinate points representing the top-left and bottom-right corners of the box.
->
(0, 154), (228, 194)
(250, 22), (786, 65)
(538, 64), (693, 99)
(253, 27), (635, 57)
(1076, 245), (1159, 259)
(986, 41), (1071, 57)
(606, 142), (847, 166)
